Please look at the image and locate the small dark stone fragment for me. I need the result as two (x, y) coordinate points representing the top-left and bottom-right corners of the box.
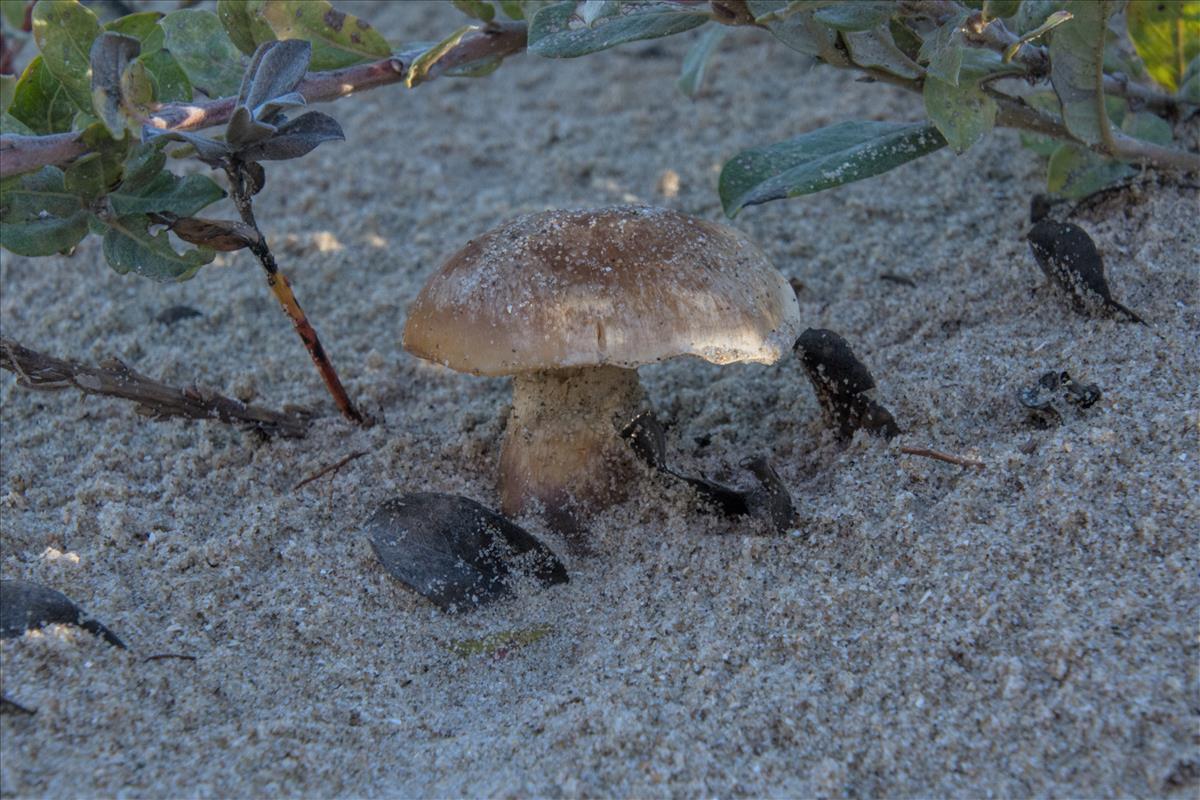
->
(1027, 220), (1145, 324)
(365, 493), (568, 612)
(0, 579), (125, 647)
(155, 305), (203, 326)
(795, 329), (900, 440)
(1018, 370), (1101, 427)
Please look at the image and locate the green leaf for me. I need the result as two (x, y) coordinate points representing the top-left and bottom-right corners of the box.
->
(1180, 53), (1200, 101)
(9, 55), (77, 134)
(120, 58), (155, 109)
(1050, 1), (1114, 146)
(139, 49), (192, 103)
(1120, 110), (1173, 146)
(747, 1), (837, 57)
(923, 75), (997, 153)
(0, 165), (90, 255)
(0, 74), (15, 115)
(843, 25), (922, 78)
(918, 10), (969, 85)
(253, 0), (391, 71)
(104, 11), (163, 42)
(497, 0), (528, 19)
(982, 0), (1021, 19)
(528, 1), (708, 58)
(31, 0), (102, 113)
(1046, 143), (1132, 198)
(119, 142), (167, 192)
(217, 0), (275, 56)
(406, 25), (474, 88)
(63, 124), (128, 200)
(453, 0), (495, 22)
(160, 9), (245, 98)
(678, 24), (725, 98)
(0, 114), (35, 135)
(90, 32), (140, 138)
(1126, 0), (1200, 92)
(100, 213), (215, 281)
(813, 1), (892, 32)
(2, 0), (27, 29)
(109, 170), (225, 217)
(719, 121), (947, 216)
(1019, 130), (1060, 156)
(1003, 9), (1072, 63)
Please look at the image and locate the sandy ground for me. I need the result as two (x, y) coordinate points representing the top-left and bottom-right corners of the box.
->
(2, 2), (1198, 797)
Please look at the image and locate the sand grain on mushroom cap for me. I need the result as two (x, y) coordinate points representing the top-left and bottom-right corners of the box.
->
(402, 205), (801, 536)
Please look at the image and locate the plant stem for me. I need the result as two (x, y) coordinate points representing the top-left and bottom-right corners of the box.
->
(225, 163), (368, 426)
(0, 21), (528, 179)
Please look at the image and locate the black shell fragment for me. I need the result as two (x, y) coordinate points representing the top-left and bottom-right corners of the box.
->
(1027, 221), (1145, 324)
(794, 329), (900, 440)
(365, 493), (568, 612)
(1018, 370), (1101, 426)
(621, 412), (796, 533)
(0, 579), (125, 647)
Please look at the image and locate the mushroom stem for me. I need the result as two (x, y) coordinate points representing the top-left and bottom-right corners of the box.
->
(499, 365), (648, 534)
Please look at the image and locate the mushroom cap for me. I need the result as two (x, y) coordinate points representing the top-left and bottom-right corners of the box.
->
(403, 206), (802, 376)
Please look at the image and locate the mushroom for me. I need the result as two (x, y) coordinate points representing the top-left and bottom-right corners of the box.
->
(403, 205), (801, 535)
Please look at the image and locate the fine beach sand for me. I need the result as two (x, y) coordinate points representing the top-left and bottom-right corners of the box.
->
(2, 2), (1198, 796)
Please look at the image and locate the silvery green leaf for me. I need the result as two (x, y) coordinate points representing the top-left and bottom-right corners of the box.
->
(237, 110), (344, 161)
(253, 91), (306, 124)
(225, 104), (277, 149)
(238, 39), (311, 113)
(918, 10), (969, 85)
(142, 127), (231, 165)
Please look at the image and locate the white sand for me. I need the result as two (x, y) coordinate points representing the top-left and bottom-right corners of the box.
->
(2, 2), (1197, 796)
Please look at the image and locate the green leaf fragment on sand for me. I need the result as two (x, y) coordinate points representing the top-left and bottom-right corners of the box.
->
(448, 625), (555, 658)
(719, 121), (947, 217)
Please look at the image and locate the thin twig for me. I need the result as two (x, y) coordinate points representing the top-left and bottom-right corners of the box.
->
(0, 21), (528, 179)
(900, 446), (986, 469)
(225, 163), (369, 426)
(0, 337), (311, 439)
(294, 450), (369, 491)
(142, 653), (198, 663)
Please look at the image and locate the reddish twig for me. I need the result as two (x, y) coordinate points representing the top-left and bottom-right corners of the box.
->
(293, 450), (369, 491)
(900, 446), (985, 469)
(225, 164), (369, 426)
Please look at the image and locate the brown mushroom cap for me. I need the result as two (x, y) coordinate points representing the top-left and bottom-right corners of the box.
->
(403, 206), (801, 376)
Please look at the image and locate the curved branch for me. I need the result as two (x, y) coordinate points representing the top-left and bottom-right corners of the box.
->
(0, 21), (528, 179)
